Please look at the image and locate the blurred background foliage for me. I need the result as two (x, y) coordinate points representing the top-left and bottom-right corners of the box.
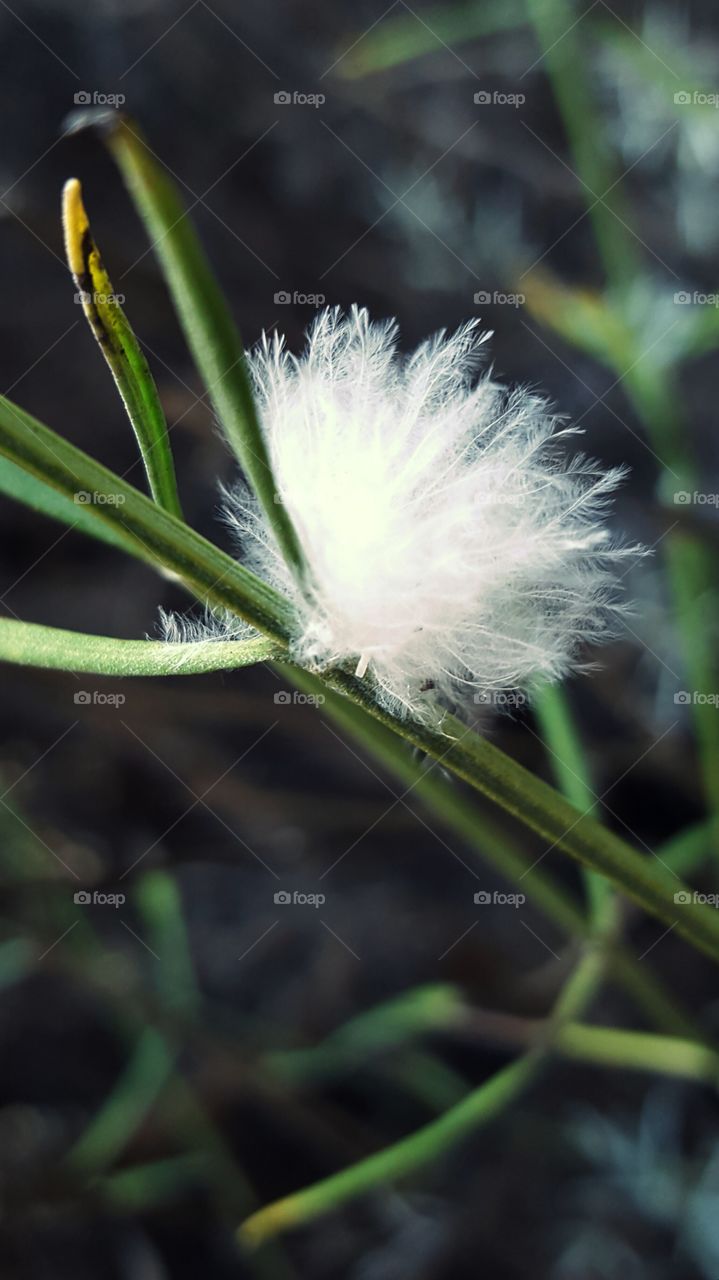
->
(1, 0), (719, 1276)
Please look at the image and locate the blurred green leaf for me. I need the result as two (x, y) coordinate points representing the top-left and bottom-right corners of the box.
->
(0, 938), (32, 989)
(334, 0), (524, 77)
(268, 984), (464, 1084)
(67, 1027), (174, 1174)
(522, 268), (633, 368)
(136, 871), (200, 1019)
(100, 1152), (209, 1211)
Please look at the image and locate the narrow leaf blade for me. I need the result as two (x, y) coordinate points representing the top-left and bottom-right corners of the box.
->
(62, 177), (182, 518)
(0, 391), (296, 642)
(72, 110), (305, 578)
(0, 451), (139, 557)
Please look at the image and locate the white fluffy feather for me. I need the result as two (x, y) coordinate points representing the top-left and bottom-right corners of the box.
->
(169, 306), (636, 718)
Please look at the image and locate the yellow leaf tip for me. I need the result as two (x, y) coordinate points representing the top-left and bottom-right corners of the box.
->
(62, 177), (89, 278)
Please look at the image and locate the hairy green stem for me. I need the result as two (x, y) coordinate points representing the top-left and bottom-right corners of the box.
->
(0, 617), (281, 676)
(2, 395), (719, 962)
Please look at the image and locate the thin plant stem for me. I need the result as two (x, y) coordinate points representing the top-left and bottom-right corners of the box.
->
(285, 669), (699, 1038)
(1, 373), (718, 960)
(534, 682), (606, 919)
(524, 0), (719, 856)
(238, 901), (618, 1247)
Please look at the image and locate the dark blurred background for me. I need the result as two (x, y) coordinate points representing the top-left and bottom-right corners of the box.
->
(1, 1), (719, 1277)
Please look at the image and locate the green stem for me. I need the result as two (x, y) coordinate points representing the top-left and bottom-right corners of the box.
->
(661, 820), (711, 878)
(88, 111), (305, 579)
(524, 0), (719, 858)
(66, 1027), (174, 1173)
(0, 393), (295, 643)
(557, 1022), (719, 1083)
(664, 534), (719, 836)
(2, 395), (719, 964)
(240, 1055), (538, 1245)
(286, 666), (586, 936)
(534, 683), (606, 919)
(292, 668), (696, 1035)
(330, 678), (719, 964)
(239, 908), (614, 1246)
(523, 0), (640, 287)
(267, 985), (464, 1086)
(533, 686), (701, 1035)
(468, 1006), (719, 1084)
(0, 617), (281, 676)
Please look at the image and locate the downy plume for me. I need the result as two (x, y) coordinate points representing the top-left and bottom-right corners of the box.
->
(167, 306), (636, 718)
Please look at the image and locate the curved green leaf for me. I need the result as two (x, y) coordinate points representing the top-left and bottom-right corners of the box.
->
(68, 110), (305, 579)
(62, 177), (182, 518)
